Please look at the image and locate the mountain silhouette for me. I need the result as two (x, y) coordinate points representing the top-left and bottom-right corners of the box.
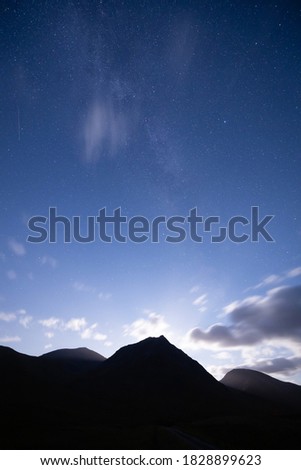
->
(0, 337), (300, 449)
(77, 335), (231, 425)
(41, 346), (106, 362)
(39, 347), (106, 381)
(221, 368), (301, 412)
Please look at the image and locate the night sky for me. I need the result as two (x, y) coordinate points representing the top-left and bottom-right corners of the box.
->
(1, 0), (301, 383)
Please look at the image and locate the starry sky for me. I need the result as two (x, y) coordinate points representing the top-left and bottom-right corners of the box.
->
(1, 0), (301, 383)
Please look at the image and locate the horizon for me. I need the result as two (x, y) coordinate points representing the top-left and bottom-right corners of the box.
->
(1, 334), (301, 386)
(1, 1), (301, 386)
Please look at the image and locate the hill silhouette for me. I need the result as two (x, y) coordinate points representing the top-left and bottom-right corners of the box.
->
(221, 368), (301, 413)
(0, 337), (300, 449)
(41, 346), (106, 362)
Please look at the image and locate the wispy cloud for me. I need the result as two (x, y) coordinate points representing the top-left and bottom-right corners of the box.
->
(83, 100), (127, 163)
(39, 317), (61, 328)
(0, 312), (16, 322)
(246, 266), (301, 291)
(39, 316), (87, 331)
(39, 315), (107, 342)
(213, 351), (232, 360)
(0, 336), (21, 343)
(40, 256), (58, 269)
(72, 281), (96, 293)
(98, 292), (112, 300)
(123, 312), (170, 340)
(287, 267), (301, 278)
(64, 317), (87, 331)
(18, 309), (27, 315)
(192, 294), (208, 312)
(19, 315), (33, 328)
(6, 270), (17, 280)
(72, 282), (111, 300)
(8, 239), (26, 256)
(81, 323), (107, 341)
(189, 285), (200, 294)
(45, 332), (54, 339)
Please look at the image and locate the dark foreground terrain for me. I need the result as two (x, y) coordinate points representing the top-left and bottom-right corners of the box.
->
(1, 336), (300, 449)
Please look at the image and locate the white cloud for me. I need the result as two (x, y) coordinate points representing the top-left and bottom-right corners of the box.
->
(261, 274), (281, 286)
(123, 312), (170, 340)
(39, 317), (61, 329)
(7, 270), (17, 280)
(39, 316), (106, 342)
(45, 332), (54, 339)
(0, 312), (16, 322)
(39, 316), (88, 332)
(8, 239), (26, 256)
(213, 351), (232, 360)
(64, 317), (87, 331)
(0, 309), (31, 326)
(93, 332), (107, 341)
(98, 292), (112, 300)
(40, 256), (57, 269)
(190, 285), (199, 294)
(245, 275), (282, 292)
(223, 295), (262, 315)
(0, 336), (21, 343)
(72, 281), (96, 293)
(17, 309), (27, 315)
(44, 343), (52, 350)
(246, 266), (301, 292)
(83, 100), (127, 163)
(287, 267), (301, 278)
(240, 345), (285, 363)
(81, 323), (97, 339)
(19, 315), (33, 328)
(192, 294), (208, 312)
(80, 323), (106, 341)
(73, 283), (112, 300)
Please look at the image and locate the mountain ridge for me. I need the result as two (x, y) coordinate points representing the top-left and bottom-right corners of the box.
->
(41, 346), (106, 362)
(221, 368), (301, 412)
(1, 336), (301, 449)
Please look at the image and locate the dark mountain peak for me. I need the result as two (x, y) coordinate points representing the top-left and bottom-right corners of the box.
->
(142, 334), (169, 343)
(221, 368), (301, 412)
(0, 345), (36, 368)
(222, 368), (300, 389)
(106, 335), (180, 364)
(104, 335), (219, 388)
(146, 335), (169, 342)
(40, 347), (106, 362)
(222, 368), (266, 386)
(130, 334), (171, 351)
(0, 345), (29, 358)
(0, 345), (17, 357)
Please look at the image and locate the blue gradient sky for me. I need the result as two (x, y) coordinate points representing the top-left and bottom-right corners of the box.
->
(1, 0), (301, 383)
